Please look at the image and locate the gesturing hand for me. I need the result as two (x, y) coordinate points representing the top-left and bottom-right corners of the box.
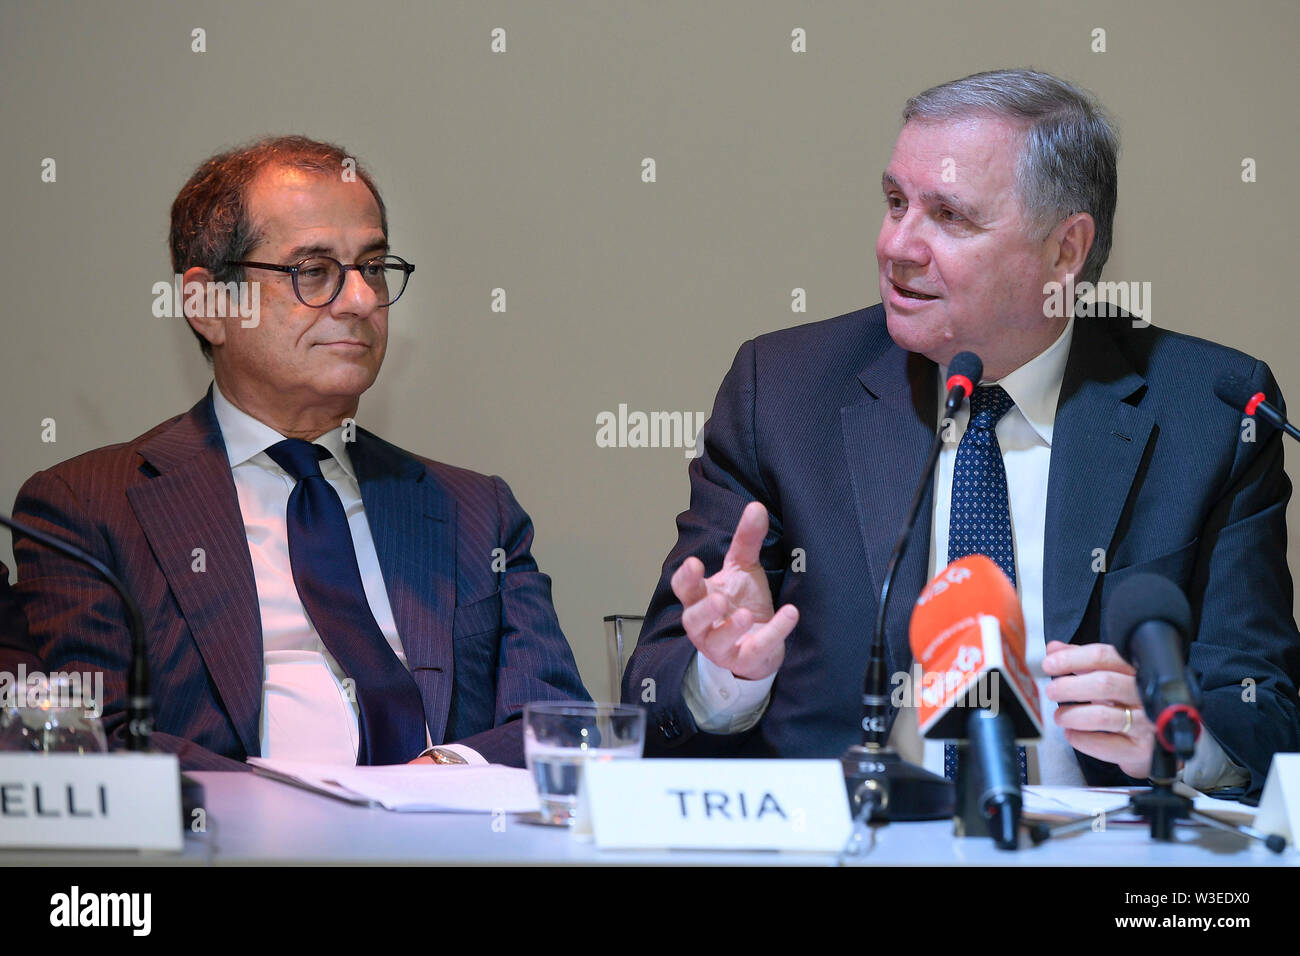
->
(669, 501), (799, 681)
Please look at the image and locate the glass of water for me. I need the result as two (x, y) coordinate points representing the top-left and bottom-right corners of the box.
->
(0, 673), (108, 754)
(523, 701), (645, 826)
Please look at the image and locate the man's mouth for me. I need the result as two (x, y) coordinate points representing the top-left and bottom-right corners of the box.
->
(891, 281), (939, 301)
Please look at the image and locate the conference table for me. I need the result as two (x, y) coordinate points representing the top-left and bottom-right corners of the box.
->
(1, 771), (1293, 866)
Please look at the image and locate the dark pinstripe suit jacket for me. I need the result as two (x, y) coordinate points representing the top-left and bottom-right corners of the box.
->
(12, 389), (589, 770)
(0, 561), (41, 672)
(624, 305), (1300, 799)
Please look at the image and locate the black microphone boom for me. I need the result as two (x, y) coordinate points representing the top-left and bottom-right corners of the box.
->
(865, 350), (981, 747)
(840, 351), (982, 823)
(2, 512), (209, 829)
(0, 512), (153, 750)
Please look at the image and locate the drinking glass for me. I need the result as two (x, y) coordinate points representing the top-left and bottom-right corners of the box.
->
(523, 701), (644, 826)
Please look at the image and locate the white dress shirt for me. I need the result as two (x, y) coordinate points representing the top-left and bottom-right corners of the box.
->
(211, 383), (484, 765)
(683, 321), (1246, 789)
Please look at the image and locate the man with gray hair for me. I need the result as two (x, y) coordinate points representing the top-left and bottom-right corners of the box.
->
(625, 69), (1299, 799)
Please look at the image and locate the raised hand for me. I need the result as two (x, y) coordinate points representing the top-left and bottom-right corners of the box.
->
(669, 501), (799, 680)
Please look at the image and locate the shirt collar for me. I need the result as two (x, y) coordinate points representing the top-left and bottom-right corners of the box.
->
(939, 318), (1075, 448)
(211, 381), (358, 481)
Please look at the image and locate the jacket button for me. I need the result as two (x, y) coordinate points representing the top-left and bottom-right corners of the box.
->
(659, 712), (682, 740)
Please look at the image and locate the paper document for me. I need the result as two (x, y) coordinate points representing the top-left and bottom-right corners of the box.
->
(1022, 786), (1135, 818)
(1022, 784), (1256, 826)
(249, 758), (541, 813)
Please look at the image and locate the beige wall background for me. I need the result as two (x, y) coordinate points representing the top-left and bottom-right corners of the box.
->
(1, 0), (1296, 699)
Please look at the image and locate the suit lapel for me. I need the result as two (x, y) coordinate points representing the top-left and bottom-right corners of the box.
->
(1044, 319), (1153, 644)
(841, 336), (939, 677)
(127, 390), (264, 758)
(350, 429), (456, 745)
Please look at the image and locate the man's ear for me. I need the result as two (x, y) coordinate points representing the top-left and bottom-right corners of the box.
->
(181, 266), (227, 350)
(1049, 212), (1096, 283)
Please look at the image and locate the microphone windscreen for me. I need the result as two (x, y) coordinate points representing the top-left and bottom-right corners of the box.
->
(909, 553), (1024, 664)
(1102, 573), (1193, 656)
(1213, 372), (1258, 412)
(909, 554), (1043, 739)
(947, 352), (983, 390)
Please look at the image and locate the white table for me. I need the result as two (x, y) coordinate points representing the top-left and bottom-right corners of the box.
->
(1, 771), (1293, 866)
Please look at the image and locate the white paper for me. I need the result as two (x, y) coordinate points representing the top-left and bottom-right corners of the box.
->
(248, 758), (540, 813)
(1022, 785), (1136, 818)
(1021, 783), (1256, 827)
(1184, 783), (1257, 824)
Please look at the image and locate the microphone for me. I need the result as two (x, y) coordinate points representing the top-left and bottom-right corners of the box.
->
(1214, 372), (1300, 441)
(967, 708), (1020, 848)
(864, 350), (983, 747)
(909, 555), (1043, 848)
(1102, 573), (1202, 760)
(0, 512), (152, 750)
(2, 512), (206, 825)
(840, 352), (981, 823)
(941, 352), (981, 418)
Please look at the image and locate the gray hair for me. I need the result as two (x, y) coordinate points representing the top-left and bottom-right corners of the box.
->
(902, 69), (1118, 285)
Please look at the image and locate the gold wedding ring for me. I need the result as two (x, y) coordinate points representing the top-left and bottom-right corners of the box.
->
(1121, 707), (1133, 735)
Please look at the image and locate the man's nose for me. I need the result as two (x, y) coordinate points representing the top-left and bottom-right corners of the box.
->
(330, 267), (380, 317)
(879, 210), (930, 268)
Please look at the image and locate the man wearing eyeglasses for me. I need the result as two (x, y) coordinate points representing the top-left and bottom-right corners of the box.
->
(12, 136), (589, 770)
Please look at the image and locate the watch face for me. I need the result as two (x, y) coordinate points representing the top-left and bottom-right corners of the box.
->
(432, 748), (467, 765)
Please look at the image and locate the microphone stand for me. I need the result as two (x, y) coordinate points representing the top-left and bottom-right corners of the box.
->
(1032, 571), (1285, 852)
(1028, 732), (1285, 853)
(840, 369), (977, 824)
(1, 514), (152, 749)
(2, 513), (204, 823)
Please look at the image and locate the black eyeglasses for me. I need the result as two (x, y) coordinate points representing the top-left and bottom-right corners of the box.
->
(226, 254), (415, 308)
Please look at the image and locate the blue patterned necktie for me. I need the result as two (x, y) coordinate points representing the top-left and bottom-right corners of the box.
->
(943, 385), (1029, 784)
(266, 439), (427, 765)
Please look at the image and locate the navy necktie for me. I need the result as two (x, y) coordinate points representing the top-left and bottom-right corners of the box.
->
(943, 386), (1028, 784)
(266, 439), (427, 765)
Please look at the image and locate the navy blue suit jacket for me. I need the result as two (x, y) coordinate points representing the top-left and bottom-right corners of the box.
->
(13, 390), (589, 770)
(624, 305), (1300, 798)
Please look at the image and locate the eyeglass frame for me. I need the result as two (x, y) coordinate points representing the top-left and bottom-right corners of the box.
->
(224, 254), (416, 308)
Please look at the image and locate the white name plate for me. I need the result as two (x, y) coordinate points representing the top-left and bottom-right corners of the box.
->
(581, 759), (851, 852)
(0, 753), (182, 852)
(1255, 753), (1300, 846)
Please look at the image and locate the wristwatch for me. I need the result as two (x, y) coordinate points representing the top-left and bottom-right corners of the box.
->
(419, 746), (468, 765)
